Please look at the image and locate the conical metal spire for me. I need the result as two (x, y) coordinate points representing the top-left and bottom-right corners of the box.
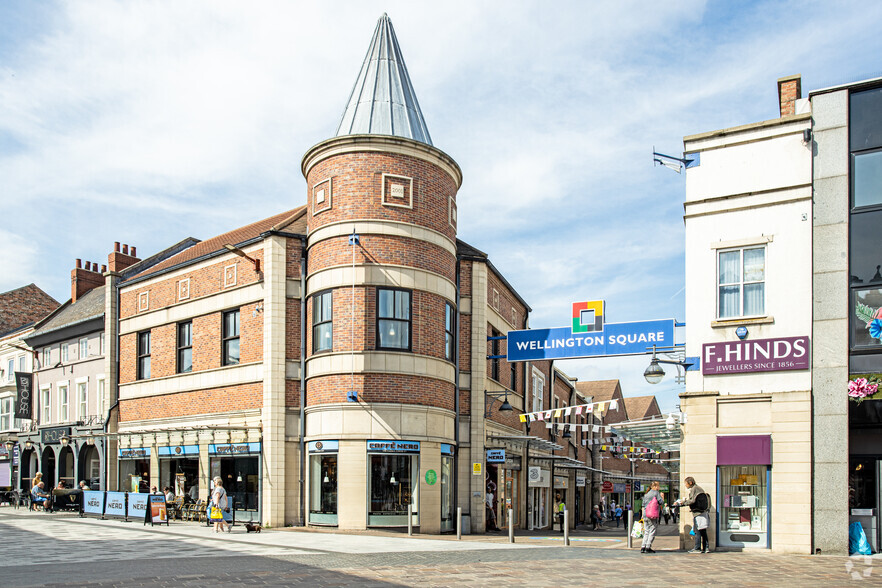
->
(336, 14), (433, 146)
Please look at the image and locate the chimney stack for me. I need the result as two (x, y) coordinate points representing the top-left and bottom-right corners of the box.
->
(108, 242), (141, 273)
(71, 259), (104, 303)
(777, 74), (802, 117)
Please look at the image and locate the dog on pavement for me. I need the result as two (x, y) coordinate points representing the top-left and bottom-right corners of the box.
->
(245, 522), (262, 533)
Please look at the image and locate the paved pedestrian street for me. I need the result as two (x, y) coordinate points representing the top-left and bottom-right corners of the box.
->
(0, 510), (875, 587)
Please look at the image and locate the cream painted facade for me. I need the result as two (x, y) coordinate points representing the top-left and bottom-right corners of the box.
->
(682, 90), (813, 553)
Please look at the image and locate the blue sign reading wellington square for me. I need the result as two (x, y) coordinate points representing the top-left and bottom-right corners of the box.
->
(506, 319), (676, 362)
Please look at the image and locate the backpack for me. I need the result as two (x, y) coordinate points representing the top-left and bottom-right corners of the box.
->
(691, 492), (709, 513)
(644, 496), (660, 519)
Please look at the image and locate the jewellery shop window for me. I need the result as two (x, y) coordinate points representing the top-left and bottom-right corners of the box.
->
(718, 465), (770, 548)
(367, 440), (419, 527)
(309, 441), (338, 525)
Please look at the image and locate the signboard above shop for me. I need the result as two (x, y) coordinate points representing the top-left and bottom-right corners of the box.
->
(702, 336), (810, 375)
(486, 449), (506, 463)
(367, 440), (420, 453)
(506, 301), (678, 362)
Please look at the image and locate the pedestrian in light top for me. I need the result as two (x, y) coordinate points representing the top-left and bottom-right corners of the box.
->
(640, 481), (665, 553)
(614, 505), (623, 527)
(211, 476), (229, 534)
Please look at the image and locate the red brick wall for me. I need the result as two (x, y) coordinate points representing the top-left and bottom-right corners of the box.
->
(119, 302), (263, 384)
(305, 151), (457, 242)
(118, 383), (262, 421)
(487, 270), (527, 331)
(308, 235), (455, 281)
(120, 251), (265, 319)
(307, 373), (454, 411)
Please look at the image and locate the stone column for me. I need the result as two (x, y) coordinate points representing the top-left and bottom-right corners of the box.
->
(469, 262), (489, 533)
(811, 88), (850, 554)
(262, 235), (288, 527)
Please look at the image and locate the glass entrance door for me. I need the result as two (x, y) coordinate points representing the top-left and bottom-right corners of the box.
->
(531, 487), (547, 529)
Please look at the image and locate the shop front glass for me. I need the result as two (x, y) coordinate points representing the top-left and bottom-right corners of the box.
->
(158, 446), (199, 500)
(209, 443), (261, 519)
(440, 447), (454, 532)
(119, 459), (150, 493)
(500, 456), (520, 529)
(367, 441), (419, 526)
(718, 465), (770, 548)
(309, 441), (338, 525)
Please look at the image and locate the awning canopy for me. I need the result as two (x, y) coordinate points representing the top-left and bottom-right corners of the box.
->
(486, 435), (563, 453)
(609, 415), (683, 453)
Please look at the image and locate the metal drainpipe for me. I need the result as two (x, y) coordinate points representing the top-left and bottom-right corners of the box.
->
(453, 256), (461, 527)
(299, 236), (307, 526)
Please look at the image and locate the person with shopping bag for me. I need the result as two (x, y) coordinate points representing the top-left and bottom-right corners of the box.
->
(640, 481), (665, 553)
(675, 476), (711, 553)
(210, 476), (230, 533)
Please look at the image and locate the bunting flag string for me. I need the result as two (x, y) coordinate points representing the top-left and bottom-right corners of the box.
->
(519, 398), (618, 423)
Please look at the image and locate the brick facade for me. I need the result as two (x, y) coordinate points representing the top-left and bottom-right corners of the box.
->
(118, 383), (262, 421)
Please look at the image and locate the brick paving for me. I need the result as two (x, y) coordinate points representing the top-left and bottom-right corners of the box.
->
(0, 509), (875, 587)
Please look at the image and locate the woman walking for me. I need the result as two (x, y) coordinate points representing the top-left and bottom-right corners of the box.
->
(211, 476), (229, 533)
(640, 481), (665, 553)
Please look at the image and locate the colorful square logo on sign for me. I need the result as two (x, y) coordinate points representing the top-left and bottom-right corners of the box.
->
(572, 301), (604, 333)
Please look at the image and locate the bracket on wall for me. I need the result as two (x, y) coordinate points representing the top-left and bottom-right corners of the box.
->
(347, 390), (358, 402)
(223, 244), (261, 273)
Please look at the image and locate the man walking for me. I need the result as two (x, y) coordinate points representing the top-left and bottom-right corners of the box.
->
(675, 476), (711, 553)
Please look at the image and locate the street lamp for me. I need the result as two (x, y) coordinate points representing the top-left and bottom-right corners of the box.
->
(643, 346), (694, 385)
(484, 390), (513, 417)
(24, 440), (33, 451)
(4, 440), (13, 453)
(60, 433), (70, 447)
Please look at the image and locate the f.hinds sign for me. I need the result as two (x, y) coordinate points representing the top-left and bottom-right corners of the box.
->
(702, 336), (810, 375)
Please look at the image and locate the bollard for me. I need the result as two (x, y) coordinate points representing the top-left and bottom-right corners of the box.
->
(627, 510), (633, 548)
(457, 506), (462, 540)
(408, 503), (413, 536)
(564, 509), (570, 546)
(508, 509), (515, 543)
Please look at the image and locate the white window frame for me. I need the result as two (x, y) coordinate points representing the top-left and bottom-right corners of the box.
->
(61, 343), (69, 363)
(18, 355), (26, 372)
(41, 348), (51, 368)
(532, 368), (545, 414)
(79, 337), (89, 359)
(6, 358), (13, 382)
(714, 242), (768, 320)
(76, 377), (89, 421)
(58, 381), (70, 423)
(100, 333), (105, 356)
(96, 375), (106, 416)
(0, 395), (13, 431)
(41, 385), (51, 424)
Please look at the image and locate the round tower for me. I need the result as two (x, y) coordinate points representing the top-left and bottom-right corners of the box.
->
(301, 14), (461, 532)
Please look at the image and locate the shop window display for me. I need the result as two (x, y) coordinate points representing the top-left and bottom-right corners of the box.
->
(718, 465), (769, 548)
(210, 456), (259, 513)
(119, 459), (150, 493)
(309, 453), (338, 524)
(368, 454), (418, 526)
(441, 455), (454, 532)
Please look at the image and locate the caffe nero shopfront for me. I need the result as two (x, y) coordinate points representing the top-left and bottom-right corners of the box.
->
(307, 440), (455, 531)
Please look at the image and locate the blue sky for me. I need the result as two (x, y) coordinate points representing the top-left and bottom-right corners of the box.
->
(2, 0), (881, 413)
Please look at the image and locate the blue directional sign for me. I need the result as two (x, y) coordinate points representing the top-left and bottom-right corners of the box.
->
(506, 319), (676, 362)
